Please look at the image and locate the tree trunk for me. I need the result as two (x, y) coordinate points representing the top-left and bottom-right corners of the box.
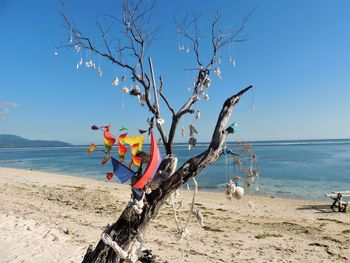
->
(82, 86), (252, 263)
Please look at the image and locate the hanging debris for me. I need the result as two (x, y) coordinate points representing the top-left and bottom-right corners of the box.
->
(74, 44), (80, 53)
(234, 186), (244, 199)
(188, 137), (197, 150)
(203, 77), (211, 88)
(122, 86), (129, 94)
(130, 85), (141, 96)
(112, 77), (119, 87)
(226, 122), (238, 134)
(195, 110), (200, 120)
(98, 67), (103, 78)
(156, 118), (165, 126)
(189, 123), (198, 137)
(85, 59), (94, 68)
(181, 127), (185, 137)
(225, 180), (236, 201)
(214, 67), (222, 79)
(119, 125), (128, 131)
(191, 205), (204, 227)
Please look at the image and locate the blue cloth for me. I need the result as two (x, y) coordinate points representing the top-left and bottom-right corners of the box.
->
(111, 157), (134, 183)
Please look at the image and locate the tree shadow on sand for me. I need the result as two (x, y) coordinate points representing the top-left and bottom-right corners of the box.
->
(296, 205), (334, 213)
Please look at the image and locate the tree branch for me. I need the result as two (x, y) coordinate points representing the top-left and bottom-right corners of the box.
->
(158, 76), (175, 116)
(82, 85), (253, 262)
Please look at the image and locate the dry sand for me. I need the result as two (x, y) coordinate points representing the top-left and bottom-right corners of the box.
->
(0, 166), (349, 262)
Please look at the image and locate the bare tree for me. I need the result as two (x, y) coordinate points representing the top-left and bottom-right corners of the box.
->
(58, 0), (253, 262)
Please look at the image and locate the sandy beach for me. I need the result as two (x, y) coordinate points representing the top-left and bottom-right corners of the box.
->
(0, 166), (349, 262)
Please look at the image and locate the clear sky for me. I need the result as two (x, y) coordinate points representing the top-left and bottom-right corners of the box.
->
(0, 0), (349, 145)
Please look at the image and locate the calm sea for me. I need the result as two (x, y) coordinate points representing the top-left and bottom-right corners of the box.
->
(1, 139), (350, 201)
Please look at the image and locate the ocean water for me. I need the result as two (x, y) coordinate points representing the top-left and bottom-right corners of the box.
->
(1, 139), (350, 201)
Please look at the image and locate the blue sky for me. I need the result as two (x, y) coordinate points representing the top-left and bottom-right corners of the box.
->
(0, 0), (349, 144)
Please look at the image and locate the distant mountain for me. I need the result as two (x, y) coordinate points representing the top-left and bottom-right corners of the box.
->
(0, 134), (72, 148)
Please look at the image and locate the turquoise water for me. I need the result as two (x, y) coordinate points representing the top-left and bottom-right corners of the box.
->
(1, 139), (350, 201)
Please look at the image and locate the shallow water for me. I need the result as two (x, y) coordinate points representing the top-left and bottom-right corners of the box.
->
(1, 139), (350, 201)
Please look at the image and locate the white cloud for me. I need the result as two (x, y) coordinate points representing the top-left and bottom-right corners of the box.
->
(0, 101), (19, 120)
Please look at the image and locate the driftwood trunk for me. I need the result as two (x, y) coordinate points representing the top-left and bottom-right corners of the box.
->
(82, 86), (252, 263)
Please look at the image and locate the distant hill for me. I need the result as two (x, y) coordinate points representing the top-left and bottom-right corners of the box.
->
(0, 134), (72, 148)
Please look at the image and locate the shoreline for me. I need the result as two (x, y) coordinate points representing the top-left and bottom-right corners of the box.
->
(0, 167), (349, 262)
(0, 165), (333, 202)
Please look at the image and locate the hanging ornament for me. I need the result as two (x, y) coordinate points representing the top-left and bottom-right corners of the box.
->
(251, 87), (256, 110)
(121, 75), (126, 81)
(98, 67), (103, 78)
(138, 129), (147, 134)
(106, 172), (114, 181)
(188, 137), (197, 150)
(74, 45), (80, 52)
(85, 59), (93, 68)
(230, 57), (236, 66)
(53, 51), (58, 56)
(226, 122), (238, 134)
(218, 57), (221, 64)
(87, 143), (97, 156)
(181, 127), (185, 137)
(79, 58), (83, 65)
(139, 94), (146, 106)
(139, 94), (146, 102)
(130, 87), (141, 96)
(195, 110), (200, 120)
(234, 186), (244, 199)
(130, 84), (141, 96)
(204, 93), (210, 101)
(76, 63), (79, 69)
(203, 77), (211, 88)
(186, 47), (190, 53)
(156, 118), (165, 125)
(119, 125), (128, 131)
(225, 180), (236, 201)
(122, 86), (129, 94)
(112, 76), (119, 87)
(229, 41), (236, 66)
(189, 123), (198, 137)
(199, 85), (204, 95)
(214, 67), (222, 79)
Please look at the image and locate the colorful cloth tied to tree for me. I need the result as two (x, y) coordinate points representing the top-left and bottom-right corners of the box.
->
(103, 126), (116, 150)
(111, 157), (134, 183)
(123, 135), (145, 147)
(133, 131), (162, 189)
(118, 133), (128, 160)
(125, 136), (144, 168)
(106, 172), (114, 181)
(131, 143), (142, 168)
(87, 143), (96, 155)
